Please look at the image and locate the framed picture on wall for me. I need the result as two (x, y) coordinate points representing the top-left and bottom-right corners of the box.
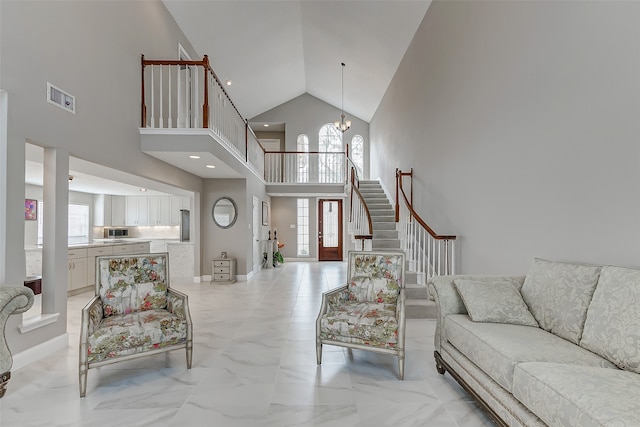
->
(262, 201), (269, 226)
(25, 199), (37, 220)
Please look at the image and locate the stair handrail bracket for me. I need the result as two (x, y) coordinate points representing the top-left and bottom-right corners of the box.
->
(395, 168), (456, 283)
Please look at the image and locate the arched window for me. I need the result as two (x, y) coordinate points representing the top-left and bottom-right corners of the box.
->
(350, 135), (364, 179)
(297, 134), (309, 183)
(318, 124), (343, 183)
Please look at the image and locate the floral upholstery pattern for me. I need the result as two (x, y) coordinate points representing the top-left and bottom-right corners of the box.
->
(316, 251), (406, 379)
(513, 362), (640, 427)
(87, 309), (188, 363)
(453, 279), (538, 327)
(581, 265), (640, 374)
(319, 302), (398, 348)
(80, 253), (192, 397)
(348, 253), (403, 304)
(98, 256), (168, 317)
(520, 258), (601, 344)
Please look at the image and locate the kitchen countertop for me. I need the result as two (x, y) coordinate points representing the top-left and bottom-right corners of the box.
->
(26, 239), (152, 250)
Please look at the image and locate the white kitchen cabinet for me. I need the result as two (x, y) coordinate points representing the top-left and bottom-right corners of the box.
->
(68, 248), (88, 291)
(111, 196), (126, 226)
(93, 194), (112, 226)
(112, 244), (135, 255)
(126, 196), (149, 226)
(148, 196), (171, 226)
(133, 242), (150, 253)
(87, 246), (113, 286)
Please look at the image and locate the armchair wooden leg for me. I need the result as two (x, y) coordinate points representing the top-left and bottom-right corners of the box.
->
(316, 342), (322, 365)
(186, 343), (193, 369)
(398, 353), (405, 380)
(79, 366), (87, 398)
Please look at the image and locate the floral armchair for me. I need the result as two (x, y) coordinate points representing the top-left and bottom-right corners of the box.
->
(1, 285), (34, 398)
(79, 253), (192, 397)
(316, 251), (406, 379)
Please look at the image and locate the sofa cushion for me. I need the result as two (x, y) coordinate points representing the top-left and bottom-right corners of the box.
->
(581, 265), (640, 374)
(87, 309), (188, 363)
(513, 362), (640, 427)
(520, 258), (600, 344)
(453, 279), (538, 327)
(348, 254), (403, 304)
(319, 302), (398, 349)
(444, 314), (615, 392)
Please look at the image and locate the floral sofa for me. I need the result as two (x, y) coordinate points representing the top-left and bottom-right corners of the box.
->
(0, 285), (34, 398)
(79, 253), (192, 397)
(429, 258), (640, 426)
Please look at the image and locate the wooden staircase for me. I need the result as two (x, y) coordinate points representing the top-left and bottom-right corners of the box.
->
(357, 180), (436, 319)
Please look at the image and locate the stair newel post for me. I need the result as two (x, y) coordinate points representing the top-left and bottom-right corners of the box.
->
(141, 55), (147, 128)
(202, 55), (210, 129)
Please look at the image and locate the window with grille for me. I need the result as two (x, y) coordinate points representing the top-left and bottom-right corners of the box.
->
(297, 198), (309, 256)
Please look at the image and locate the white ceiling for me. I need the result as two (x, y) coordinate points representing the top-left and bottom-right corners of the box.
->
(26, 1), (431, 195)
(162, 0), (432, 122)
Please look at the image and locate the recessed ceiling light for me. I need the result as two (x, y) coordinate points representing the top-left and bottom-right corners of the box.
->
(263, 124), (269, 127)
(225, 80), (232, 86)
(206, 165), (216, 169)
(189, 155), (200, 159)
(140, 188), (147, 192)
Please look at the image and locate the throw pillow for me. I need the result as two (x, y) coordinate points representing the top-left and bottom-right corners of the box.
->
(580, 265), (640, 374)
(453, 279), (539, 327)
(520, 258), (601, 344)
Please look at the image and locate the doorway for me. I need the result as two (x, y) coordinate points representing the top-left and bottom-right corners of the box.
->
(318, 199), (343, 261)
(252, 196), (261, 273)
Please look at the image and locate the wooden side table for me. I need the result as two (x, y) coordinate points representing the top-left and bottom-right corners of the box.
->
(211, 258), (236, 284)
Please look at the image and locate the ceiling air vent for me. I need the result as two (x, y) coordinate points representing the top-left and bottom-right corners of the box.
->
(47, 82), (75, 114)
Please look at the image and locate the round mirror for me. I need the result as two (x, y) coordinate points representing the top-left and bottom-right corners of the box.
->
(212, 197), (238, 229)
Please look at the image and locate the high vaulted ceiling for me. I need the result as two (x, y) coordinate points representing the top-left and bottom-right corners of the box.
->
(162, 0), (432, 123)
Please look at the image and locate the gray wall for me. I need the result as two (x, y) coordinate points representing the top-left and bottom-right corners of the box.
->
(202, 173), (270, 275)
(1, 1), (203, 353)
(370, 1), (640, 274)
(270, 196), (318, 260)
(252, 93), (370, 178)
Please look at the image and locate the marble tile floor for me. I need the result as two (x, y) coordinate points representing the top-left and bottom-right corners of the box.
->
(0, 261), (494, 427)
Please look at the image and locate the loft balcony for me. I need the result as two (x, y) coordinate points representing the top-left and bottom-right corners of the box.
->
(139, 55), (346, 196)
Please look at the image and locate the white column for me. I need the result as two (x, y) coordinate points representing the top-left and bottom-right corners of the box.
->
(41, 148), (69, 318)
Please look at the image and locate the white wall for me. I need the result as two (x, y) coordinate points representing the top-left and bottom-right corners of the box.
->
(371, 1), (640, 274)
(1, 1), (204, 354)
(251, 93), (370, 178)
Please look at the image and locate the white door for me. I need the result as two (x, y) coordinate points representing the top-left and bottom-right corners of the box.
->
(252, 196), (261, 273)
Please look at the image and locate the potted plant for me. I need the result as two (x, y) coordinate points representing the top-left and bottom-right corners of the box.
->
(273, 250), (284, 267)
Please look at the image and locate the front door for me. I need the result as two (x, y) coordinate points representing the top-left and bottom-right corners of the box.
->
(318, 199), (343, 261)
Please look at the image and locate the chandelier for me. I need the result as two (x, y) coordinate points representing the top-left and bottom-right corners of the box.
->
(334, 62), (351, 133)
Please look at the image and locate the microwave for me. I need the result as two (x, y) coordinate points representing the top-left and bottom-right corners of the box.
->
(105, 228), (129, 238)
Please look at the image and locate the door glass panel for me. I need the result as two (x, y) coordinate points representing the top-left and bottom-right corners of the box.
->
(322, 201), (338, 248)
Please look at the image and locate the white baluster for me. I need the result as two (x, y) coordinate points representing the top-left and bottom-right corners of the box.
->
(159, 65), (163, 128)
(150, 66), (155, 128)
(168, 65), (172, 128)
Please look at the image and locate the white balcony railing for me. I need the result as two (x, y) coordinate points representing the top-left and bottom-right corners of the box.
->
(264, 151), (345, 184)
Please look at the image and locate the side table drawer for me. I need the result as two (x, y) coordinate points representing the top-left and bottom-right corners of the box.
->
(213, 260), (230, 267)
(214, 266), (230, 274)
(213, 274), (231, 281)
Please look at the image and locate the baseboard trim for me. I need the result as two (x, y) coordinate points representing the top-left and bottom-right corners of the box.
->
(13, 333), (68, 371)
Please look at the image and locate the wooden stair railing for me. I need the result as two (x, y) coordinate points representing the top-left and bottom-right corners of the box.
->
(396, 168), (456, 283)
(347, 159), (373, 250)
